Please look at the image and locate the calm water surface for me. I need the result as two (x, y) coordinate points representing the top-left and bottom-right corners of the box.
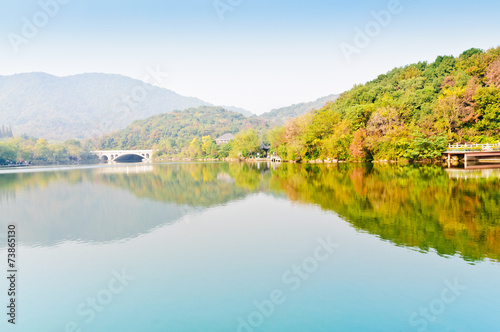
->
(0, 162), (499, 332)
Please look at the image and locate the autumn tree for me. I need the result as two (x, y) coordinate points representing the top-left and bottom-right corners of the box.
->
(188, 138), (202, 158)
(201, 136), (218, 157)
(486, 58), (500, 88)
(349, 129), (368, 160)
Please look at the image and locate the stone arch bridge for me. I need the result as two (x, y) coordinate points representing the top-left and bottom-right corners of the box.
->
(92, 150), (154, 163)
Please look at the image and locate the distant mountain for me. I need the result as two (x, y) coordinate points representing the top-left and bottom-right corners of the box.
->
(0, 72), (337, 141)
(0, 73), (217, 140)
(259, 94), (340, 125)
(222, 105), (254, 117)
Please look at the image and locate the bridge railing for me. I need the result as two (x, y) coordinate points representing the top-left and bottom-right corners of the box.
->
(92, 150), (153, 153)
(446, 143), (500, 152)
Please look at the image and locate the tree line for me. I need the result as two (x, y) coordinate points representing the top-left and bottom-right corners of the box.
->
(0, 136), (95, 165)
(0, 125), (13, 138)
(156, 129), (268, 160)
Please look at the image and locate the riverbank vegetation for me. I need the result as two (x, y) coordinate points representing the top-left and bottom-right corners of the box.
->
(157, 128), (267, 160)
(269, 47), (500, 162)
(0, 136), (94, 165)
(91, 46), (500, 163)
(4, 47), (500, 164)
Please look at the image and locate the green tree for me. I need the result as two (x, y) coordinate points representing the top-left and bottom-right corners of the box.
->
(201, 136), (218, 157)
(34, 138), (51, 161)
(0, 143), (16, 163)
(474, 87), (500, 132)
(404, 132), (448, 160)
(188, 138), (202, 158)
(218, 141), (233, 158)
(230, 129), (260, 158)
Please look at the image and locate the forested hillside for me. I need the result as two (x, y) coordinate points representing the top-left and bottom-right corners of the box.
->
(95, 106), (269, 152)
(270, 47), (500, 161)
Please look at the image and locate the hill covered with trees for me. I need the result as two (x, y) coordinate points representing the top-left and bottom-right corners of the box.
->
(270, 47), (500, 162)
(94, 106), (270, 158)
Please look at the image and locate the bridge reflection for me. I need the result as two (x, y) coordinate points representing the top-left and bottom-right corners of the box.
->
(94, 164), (154, 175)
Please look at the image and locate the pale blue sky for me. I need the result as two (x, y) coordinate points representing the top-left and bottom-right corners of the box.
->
(1, 0), (499, 114)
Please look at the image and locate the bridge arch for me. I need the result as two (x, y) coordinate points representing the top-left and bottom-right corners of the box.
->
(114, 154), (147, 163)
(92, 150), (154, 163)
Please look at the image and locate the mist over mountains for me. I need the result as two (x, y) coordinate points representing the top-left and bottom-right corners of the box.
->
(0, 72), (337, 140)
(260, 94), (340, 125)
(0, 73), (213, 140)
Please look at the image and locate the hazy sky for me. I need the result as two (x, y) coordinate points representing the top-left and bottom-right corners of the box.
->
(1, 0), (499, 114)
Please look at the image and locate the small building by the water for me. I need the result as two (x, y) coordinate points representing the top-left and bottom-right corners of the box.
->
(260, 142), (270, 157)
(215, 133), (235, 145)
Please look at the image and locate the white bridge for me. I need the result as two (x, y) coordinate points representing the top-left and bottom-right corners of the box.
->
(92, 150), (154, 163)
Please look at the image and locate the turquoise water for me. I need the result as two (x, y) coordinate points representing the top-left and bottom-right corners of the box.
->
(0, 162), (499, 332)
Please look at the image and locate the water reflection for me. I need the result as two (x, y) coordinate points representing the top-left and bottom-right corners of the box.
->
(94, 164), (154, 175)
(1, 162), (499, 262)
(446, 167), (500, 179)
(269, 164), (500, 263)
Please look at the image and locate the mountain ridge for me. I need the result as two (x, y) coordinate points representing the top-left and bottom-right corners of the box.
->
(0, 72), (339, 140)
(260, 94), (340, 125)
(0, 72), (214, 140)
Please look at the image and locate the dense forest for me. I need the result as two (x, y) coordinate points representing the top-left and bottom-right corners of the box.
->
(269, 47), (500, 162)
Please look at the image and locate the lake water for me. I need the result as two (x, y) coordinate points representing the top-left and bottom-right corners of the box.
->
(0, 162), (499, 332)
